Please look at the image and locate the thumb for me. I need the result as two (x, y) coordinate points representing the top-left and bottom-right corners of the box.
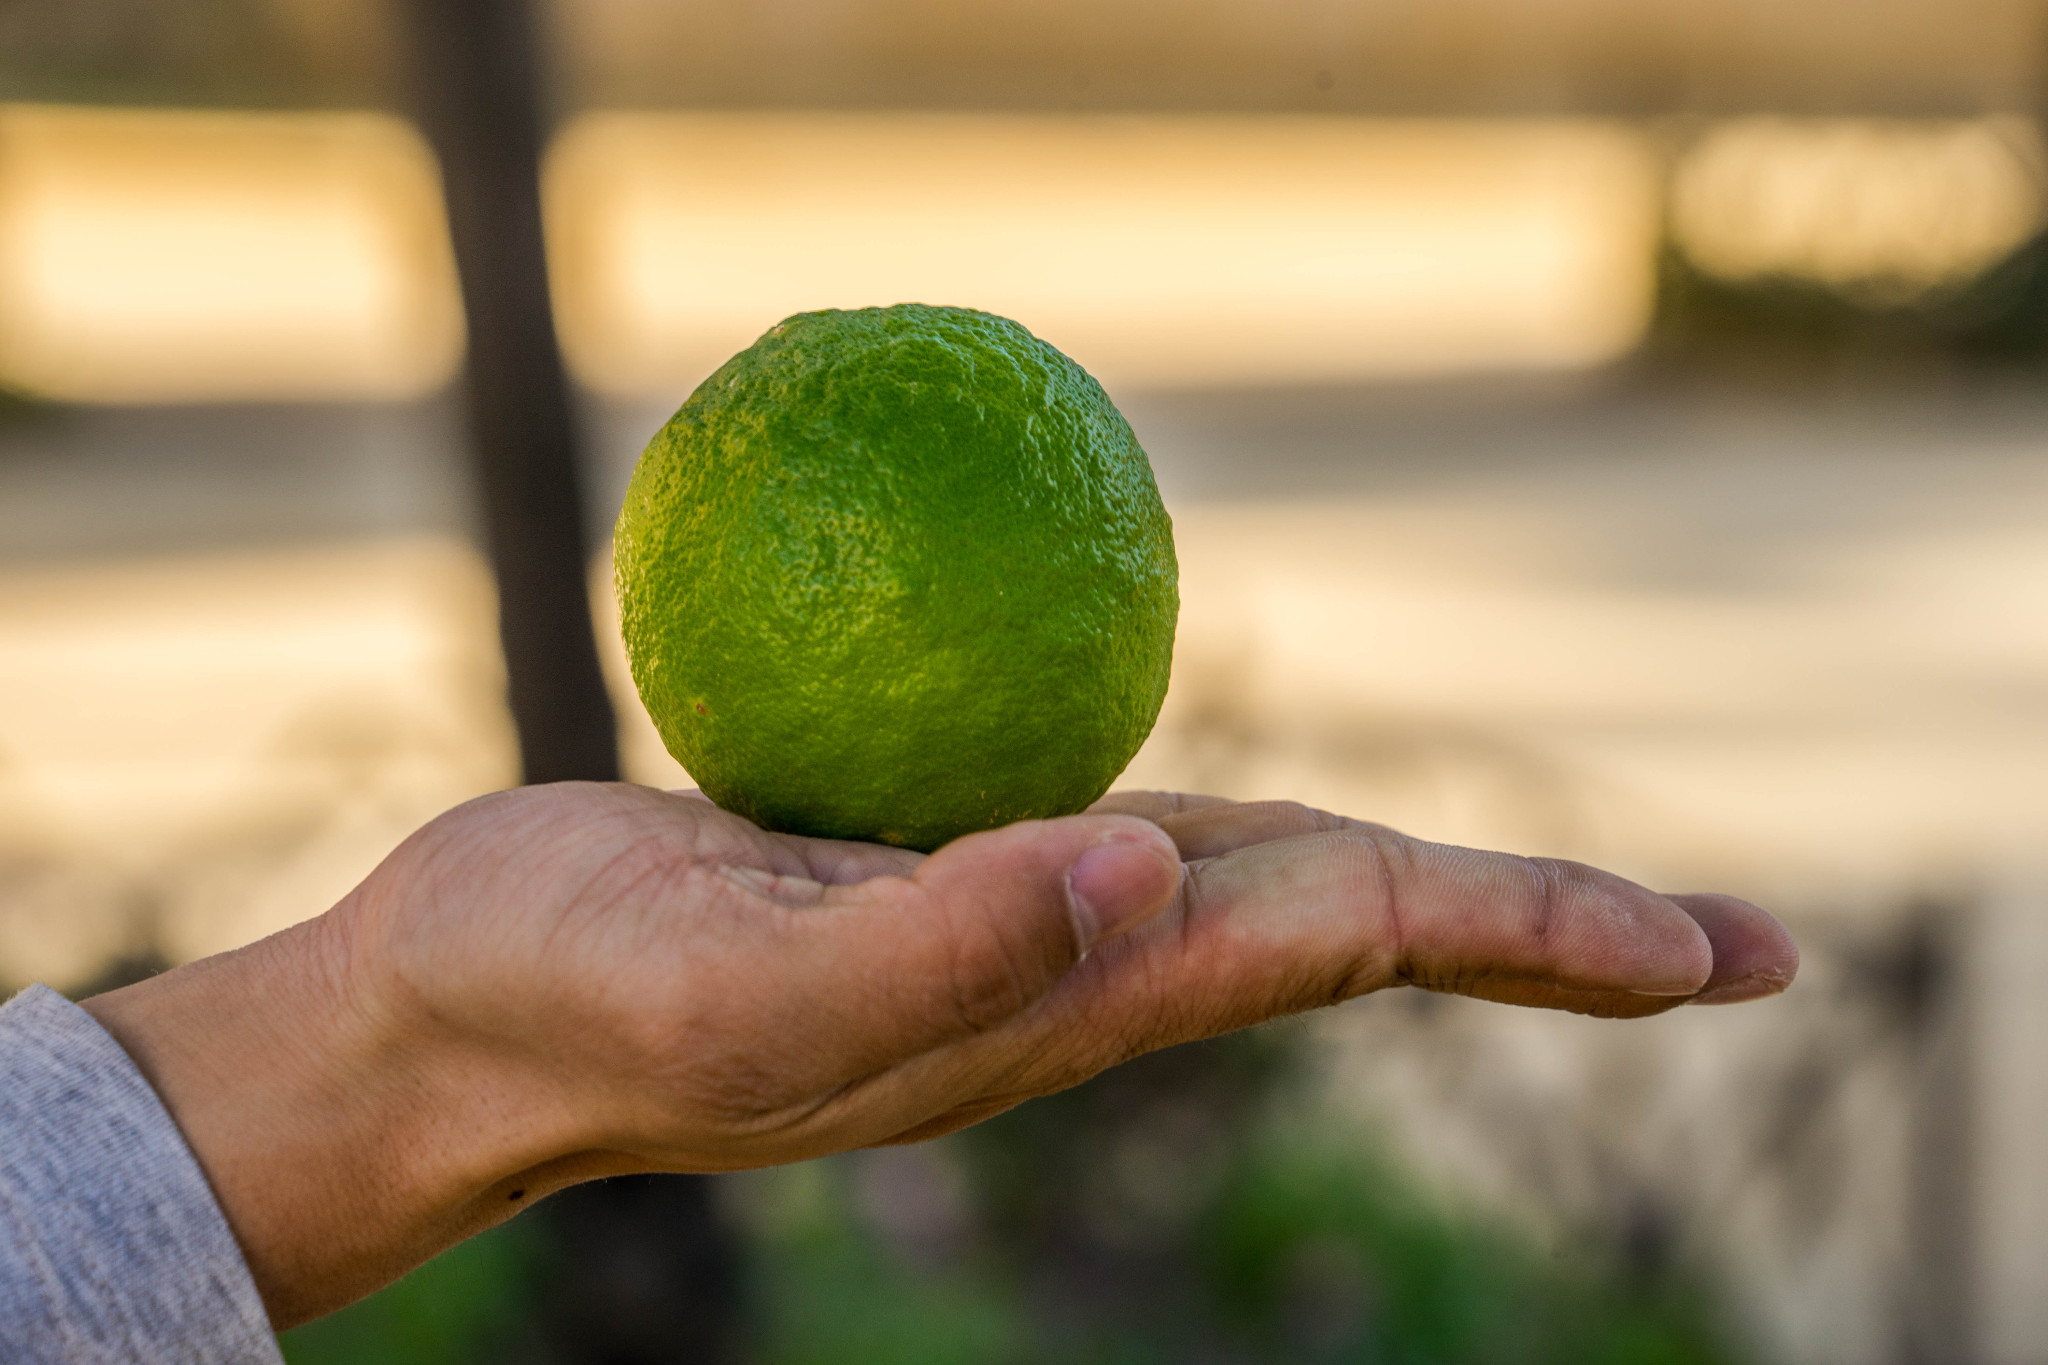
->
(816, 814), (1183, 1065)
(922, 813), (1184, 959)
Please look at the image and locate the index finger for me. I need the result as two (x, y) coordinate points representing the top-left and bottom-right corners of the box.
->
(863, 823), (1753, 1143)
(1160, 825), (1719, 1013)
(1135, 800), (1796, 1012)
(975, 827), (1721, 1080)
(858, 822), (1798, 1146)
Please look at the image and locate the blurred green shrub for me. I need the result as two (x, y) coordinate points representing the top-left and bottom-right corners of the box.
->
(278, 1215), (543, 1365)
(282, 1028), (1743, 1365)
(1650, 227), (2048, 382)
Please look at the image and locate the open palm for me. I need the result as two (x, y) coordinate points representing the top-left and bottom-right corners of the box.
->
(355, 782), (1793, 1172)
(93, 780), (1794, 1325)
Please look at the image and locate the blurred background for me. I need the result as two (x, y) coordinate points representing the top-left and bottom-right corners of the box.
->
(4, 0), (2047, 1361)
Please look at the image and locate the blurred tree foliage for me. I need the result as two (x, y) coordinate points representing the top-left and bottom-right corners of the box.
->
(0, 385), (47, 427)
(280, 1214), (543, 1365)
(1650, 229), (2048, 386)
(281, 1026), (1742, 1365)
(0, 0), (394, 108)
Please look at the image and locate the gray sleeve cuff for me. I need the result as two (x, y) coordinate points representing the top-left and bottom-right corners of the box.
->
(0, 984), (282, 1364)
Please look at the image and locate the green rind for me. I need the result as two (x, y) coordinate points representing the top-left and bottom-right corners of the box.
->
(615, 303), (1178, 851)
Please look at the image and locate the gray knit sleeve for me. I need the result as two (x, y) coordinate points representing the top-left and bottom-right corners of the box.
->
(0, 984), (282, 1364)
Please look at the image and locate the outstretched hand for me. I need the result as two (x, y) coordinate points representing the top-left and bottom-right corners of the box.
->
(83, 783), (1795, 1327)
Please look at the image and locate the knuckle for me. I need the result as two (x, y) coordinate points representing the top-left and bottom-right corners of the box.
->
(943, 909), (1047, 1034)
(1266, 798), (1358, 836)
(1301, 801), (1347, 834)
(1521, 857), (1575, 949)
(1347, 827), (1411, 985)
(1252, 798), (1330, 833)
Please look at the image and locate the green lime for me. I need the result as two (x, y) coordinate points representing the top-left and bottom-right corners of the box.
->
(614, 303), (1178, 851)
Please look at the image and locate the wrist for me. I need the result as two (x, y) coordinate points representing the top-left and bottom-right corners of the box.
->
(82, 899), (587, 1327)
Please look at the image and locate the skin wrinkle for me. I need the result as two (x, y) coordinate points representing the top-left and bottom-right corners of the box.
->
(1118, 869), (1316, 1065)
(801, 839), (922, 886)
(649, 1041), (851, 1146)
(1536, 858), (1624, 986)
(1403, 847), (1547, 996)
(1183, 829), (1395, 1011)
(1112, 935), (1194, 1061)
(882, 1098), (1018, 1147)
(664, 804), (773, 871)
(940, 876), (1053, 1037)
(839, 1066), (996, 1147)
(1113, 874), (1243, 1057)
(592, 831), (708, 921)
(542, 855), (702, 1027)
(630, 896), (856, 1096)
(845, 939), (1133, 1129)
(548, 868), (778, 1103)
(635, 1041), (822, 1146)
(1285, 835), (1388, 1007)
(1524, 856), (1567, 958)
(1359, 826), (1413, 998)
(716, 863), (828, 907)
(663, 1005), (987, 1163)
(1303, 801), (1348, 836)
(311, 891), (395, 1051)
(1163, 861), (1199, 1011)
(1172, 859), (1206, 967)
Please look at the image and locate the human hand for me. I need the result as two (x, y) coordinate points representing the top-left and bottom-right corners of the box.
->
(82, 783), (1794, 1326)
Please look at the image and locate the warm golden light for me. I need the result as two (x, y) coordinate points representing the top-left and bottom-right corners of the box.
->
(546, 113), (1663, 394)
(16, 104), (2045, 402)
(0, 539), (513, 985)
(0, 105), (464, 403)
(1671, 117), (2045, 294)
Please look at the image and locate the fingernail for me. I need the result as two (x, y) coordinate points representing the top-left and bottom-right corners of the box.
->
(1689, 969), (1794, 1006)
(1628, 982), (1705, 998)
(1067, 839), (1176, 951)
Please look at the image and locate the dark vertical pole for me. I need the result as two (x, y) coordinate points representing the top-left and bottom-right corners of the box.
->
(1900, 906), (1977, 1365)
(397, 4), (740, 1361)
(401, 0), (616, 787)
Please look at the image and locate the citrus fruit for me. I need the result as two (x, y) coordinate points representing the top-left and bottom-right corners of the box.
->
(614, 303), (1178, 851)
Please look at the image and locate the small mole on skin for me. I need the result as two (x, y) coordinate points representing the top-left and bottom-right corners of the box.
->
(508, 1189), (526, 1201)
